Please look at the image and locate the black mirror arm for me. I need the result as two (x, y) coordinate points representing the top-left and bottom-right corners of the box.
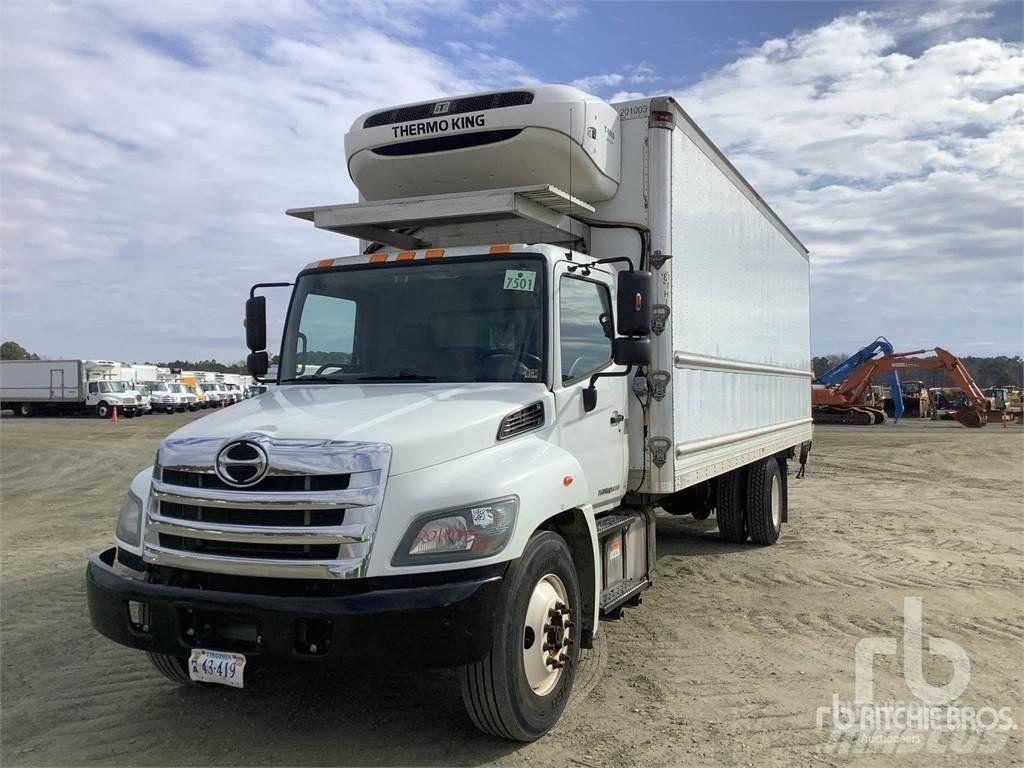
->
(590, 257), (634, 272)
(583, 365), (634, 413)
(249, 282), (292, 299)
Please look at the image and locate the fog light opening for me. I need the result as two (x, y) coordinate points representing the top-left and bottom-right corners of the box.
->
(128, 600), (150, 632)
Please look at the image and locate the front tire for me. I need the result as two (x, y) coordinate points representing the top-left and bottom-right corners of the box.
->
(96, 402), (111, 419)
(147, 653), (200, 686)
(747, 457), (785, 545)
(459, 531), (581, 741)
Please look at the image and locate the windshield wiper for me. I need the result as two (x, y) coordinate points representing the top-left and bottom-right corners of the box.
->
(350, 374), (437, 382)
(279, 376), (343, 384)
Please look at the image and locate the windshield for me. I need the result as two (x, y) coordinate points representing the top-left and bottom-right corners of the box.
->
(168, 383), (185, 393)
(280, 256), (546, 384)
(97, 381), (126, 393)
(148, 383), (168, 392)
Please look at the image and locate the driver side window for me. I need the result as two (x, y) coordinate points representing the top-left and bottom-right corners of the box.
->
(559, 276), (613, 383)
(294, 294), (356, 376)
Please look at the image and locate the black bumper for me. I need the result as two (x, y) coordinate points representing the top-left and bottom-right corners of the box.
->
(87, 548), (505, 668)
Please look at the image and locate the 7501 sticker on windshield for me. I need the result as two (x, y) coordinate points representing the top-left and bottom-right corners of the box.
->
(503, 270), (536, 291)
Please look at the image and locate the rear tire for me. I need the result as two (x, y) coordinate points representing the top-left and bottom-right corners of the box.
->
(747, 458), (784, 546)
(17, 403), (33, 417)
(716, 469), (747, 542)
(147, 652), (200, 686)
(459, 531), (581, 741)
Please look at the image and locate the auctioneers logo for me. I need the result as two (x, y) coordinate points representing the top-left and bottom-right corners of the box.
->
(816, 597), (1016, 755)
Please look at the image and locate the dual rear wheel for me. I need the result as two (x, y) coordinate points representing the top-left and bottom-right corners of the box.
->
(717, 456), (786, 545)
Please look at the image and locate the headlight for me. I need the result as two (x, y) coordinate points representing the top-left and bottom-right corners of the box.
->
(392, 496), (518, 566)
(115, 491), (143, 547)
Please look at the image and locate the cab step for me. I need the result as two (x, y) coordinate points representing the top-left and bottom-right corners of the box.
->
(600, 576), (651, 614)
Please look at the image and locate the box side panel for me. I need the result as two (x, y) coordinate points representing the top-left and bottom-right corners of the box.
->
(0, 360), (83, 402)
(670, 128), (811, 485)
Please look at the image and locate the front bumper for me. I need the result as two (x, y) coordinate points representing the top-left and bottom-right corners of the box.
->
(86, 548), (505, 668)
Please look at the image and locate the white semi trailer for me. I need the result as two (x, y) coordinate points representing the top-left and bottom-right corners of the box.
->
(1, 359), (143, 417)
(87, 85), (812, 740)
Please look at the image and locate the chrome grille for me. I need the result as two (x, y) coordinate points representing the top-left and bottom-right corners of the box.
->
(158, 534), (340, 561)
(143, 435), (391, 579)
(159, 500), (344, 527)
(161, 468), (350, 493)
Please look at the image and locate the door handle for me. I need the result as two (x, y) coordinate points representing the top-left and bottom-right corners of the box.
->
(610, 411), (625, 425)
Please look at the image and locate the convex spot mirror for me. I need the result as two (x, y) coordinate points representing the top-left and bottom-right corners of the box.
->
(247, 351), (269, 378)
(613, 337), (651, 366)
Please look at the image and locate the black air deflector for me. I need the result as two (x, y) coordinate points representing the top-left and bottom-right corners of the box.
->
(363, 91), (534, 129)
(371, 129), (523, 157)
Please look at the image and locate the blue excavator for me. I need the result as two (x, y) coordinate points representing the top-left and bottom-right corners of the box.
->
(813, 337), (903, 425)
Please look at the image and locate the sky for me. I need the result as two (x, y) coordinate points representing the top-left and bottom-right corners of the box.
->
(1, 0), (1021, 363)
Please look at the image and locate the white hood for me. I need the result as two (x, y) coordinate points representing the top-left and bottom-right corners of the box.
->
(169, 383), (548, 476)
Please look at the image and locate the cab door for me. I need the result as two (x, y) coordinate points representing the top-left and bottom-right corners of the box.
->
(552, 263), (629, 507)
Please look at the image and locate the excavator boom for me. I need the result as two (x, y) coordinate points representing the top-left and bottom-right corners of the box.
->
(812, 347), (988, 428)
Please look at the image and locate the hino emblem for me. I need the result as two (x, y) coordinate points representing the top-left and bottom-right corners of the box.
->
(215, 439), (268, 487)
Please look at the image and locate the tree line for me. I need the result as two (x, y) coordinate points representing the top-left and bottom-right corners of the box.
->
(5, 340), (1021, 388)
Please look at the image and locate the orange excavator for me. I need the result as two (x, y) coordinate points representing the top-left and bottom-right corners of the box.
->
(812, 347), (988, 428)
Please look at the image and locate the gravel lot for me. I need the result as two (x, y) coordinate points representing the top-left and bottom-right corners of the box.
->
(1, 412), (1021, 766)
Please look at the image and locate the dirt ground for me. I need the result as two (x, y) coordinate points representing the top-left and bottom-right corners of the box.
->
(1, 412), (1021, 767)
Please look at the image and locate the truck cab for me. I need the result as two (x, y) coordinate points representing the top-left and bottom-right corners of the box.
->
(85, 379), (140, 418)
(87, 84), (811, 741)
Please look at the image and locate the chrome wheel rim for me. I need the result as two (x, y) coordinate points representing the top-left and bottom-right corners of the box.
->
(771, 473), (781, 528)
(522, 573), (572, 696)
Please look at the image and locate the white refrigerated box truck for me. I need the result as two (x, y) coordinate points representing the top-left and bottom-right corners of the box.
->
(2, 359), (143, 418)
(88, 85), (812, 740)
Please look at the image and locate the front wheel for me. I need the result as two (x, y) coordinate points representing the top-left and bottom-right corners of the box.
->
(147, 652), (202, 686)
(459, 531), (580, 741)
(96, 402), (111, 419)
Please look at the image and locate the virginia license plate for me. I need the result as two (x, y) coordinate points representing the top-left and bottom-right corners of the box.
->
(188, 649), (246, 688)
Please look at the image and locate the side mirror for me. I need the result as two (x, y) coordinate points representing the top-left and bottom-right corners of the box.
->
(245, 296), (267, 352)
(616, 270), (653, 337)
(613, 337), (651, 366)
(247, 351), (269, 377)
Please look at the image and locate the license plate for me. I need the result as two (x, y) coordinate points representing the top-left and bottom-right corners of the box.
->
(188, 649), (245, 688)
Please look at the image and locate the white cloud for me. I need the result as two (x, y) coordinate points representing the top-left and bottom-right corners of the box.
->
(0, 2), (532, 361)
(0, 3), (1020, 363)
(676, 11), (1024, 355)
(571, 62), (662, 95)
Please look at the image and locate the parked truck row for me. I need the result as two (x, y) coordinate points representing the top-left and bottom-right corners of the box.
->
(87, 84), (813, 740)
(0, 360), (254, 417)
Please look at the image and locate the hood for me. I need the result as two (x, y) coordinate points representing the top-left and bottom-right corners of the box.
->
(168, 383), (549, 476)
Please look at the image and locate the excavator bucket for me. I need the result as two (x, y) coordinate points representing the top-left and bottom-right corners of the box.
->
(954, 408), (986, 428)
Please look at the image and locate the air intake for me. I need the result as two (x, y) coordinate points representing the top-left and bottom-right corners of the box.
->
(497, 401), (545, 440)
